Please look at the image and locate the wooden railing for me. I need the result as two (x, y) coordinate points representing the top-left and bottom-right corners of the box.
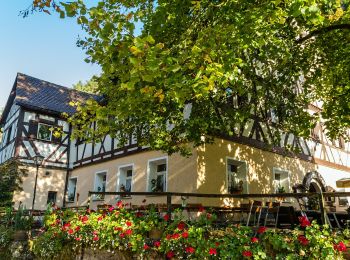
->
(86, 191), (350, 226)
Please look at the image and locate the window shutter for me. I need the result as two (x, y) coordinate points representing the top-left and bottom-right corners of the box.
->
(28, 120), (38, 138)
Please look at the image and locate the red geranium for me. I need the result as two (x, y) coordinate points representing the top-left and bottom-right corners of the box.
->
(126, 221), (132, 227)
(81, 215), (88, 223)
(119, 233), (125, 238)
(97, 216), (103, 222)
(166, 234), (172, 240)
(116, 200), (123, 208)
(334, 242), (347, 252)
(125, 229), (133, 236)
(143, 244), (150, 250)
(242, 251), (253, 257)
(206, 213), (212, 220)
(172, 233), (180, 239)
(75, 226), (81, 232)
(177, 222), (186, 230)
(163, 214), (170, 221)
(215, 242), (220, 247)
(209, 248), (217, 255)
(166, 251), (175, 258)
(182, 232), (189, 239)
(135, 212), (143, 218)
(75, 237), (81, 241)
(251, 237), (259, 243)
(198, 206), (205, 212)
(186, 247), (195, 254)
(67, 229), (74, 235)
(93, 235), (99, 241)
(298, 235), (309, 246)
(108, 206), (114, 212)
(154, 241), (161, 247)
(257, 226), (267, 234)
(298, 216), (311, 227)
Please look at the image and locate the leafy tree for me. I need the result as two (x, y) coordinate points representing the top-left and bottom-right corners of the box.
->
(0, 159), (27, 208)
(72, 78), (99, 94)
(30, 0), (350, 155)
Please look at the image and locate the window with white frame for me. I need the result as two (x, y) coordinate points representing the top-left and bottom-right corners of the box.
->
(117, 165), (133, 194)
(37, 123), (52, 141)
(227, 158), (248, 194)
(273, 168), (289, 193)
(94, 172), (107, 199)
(67, 178), (77, 202)
(148, 158), (167, 192)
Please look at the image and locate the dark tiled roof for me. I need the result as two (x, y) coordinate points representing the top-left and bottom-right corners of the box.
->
(15, 73), (100, 115)
(0, 73), (101, 126)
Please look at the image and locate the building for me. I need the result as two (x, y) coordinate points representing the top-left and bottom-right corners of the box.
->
(1, 73), (350, 210)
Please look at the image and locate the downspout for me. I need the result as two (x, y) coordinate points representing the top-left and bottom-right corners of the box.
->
(62, 123), (72, 208)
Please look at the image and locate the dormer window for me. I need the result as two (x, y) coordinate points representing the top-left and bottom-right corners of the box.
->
(37, 123), (52, 141)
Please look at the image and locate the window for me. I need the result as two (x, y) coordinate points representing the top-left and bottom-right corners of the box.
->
(37, 123), (52, 141)
(117, 165), (133, 193)
(148, 158), (167, 192)
(273, 168), (289, 193)
(67, 178), (77, 202)
(47, 191), (57, 205)
(337, 188), (349, 207)
(94, 172), (107, 200)
(6, 126), (12, 145)
(226, 158), (248, 194)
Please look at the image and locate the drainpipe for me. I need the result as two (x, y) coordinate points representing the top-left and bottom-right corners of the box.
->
(62, 124), (72, 208)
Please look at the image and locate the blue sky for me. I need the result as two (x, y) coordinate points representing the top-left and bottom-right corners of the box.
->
(0, 1), (100, 108)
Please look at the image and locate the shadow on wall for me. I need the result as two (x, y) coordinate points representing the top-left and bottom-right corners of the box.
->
(196, 138), (317, 206)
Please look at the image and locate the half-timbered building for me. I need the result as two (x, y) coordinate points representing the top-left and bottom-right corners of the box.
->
(1, 73), (350, 210)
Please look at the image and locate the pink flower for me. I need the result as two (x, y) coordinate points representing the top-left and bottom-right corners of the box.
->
(298, 216), (311, 227)
(206, 213), (212, 220)
(93, 235), (99, 241)
(163, 214), (170, 221)
(75, 237), (81, 241)
(251, 237), (259, 243)
(143, 244), (150, 250)
(334, 242), (347, 252)
(177, 222), (186, 231)
(92, 230), (98, 235)
(108, 206), (114, 212)
(298, 235), (309, 246)
(154, 241), (161, 247)
(166, 251), (175, 258)
(257, 226), (267, 234)
(182, 232), (189, 239)
(242, 250), (253, 257)
(185, 247), (195, 254)
(126, 221), (132, 227)
(209, 248), (217, 255)
(125, 229), (133, 236)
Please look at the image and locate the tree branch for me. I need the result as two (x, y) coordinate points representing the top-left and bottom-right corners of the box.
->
(296, 24), (350, 43)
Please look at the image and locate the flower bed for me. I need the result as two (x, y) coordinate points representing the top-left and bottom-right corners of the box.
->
(31, 202), (349, 259)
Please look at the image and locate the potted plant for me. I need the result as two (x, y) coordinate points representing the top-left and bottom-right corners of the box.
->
(144, 206), (167, 239)
(276, 185), (286, 201)
(11, 206), (33, 241)
(229, 180), (244, 194)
